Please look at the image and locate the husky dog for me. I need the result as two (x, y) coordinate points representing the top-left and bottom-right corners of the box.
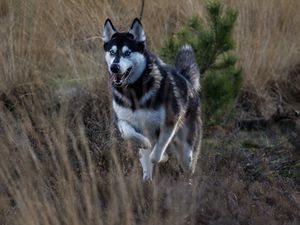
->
(103, 18), (202, 181)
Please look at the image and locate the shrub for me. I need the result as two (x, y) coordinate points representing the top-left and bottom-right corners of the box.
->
(160, 0), (242, 125)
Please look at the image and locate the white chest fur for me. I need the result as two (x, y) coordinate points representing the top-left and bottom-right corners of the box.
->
(113, 101), (165, 136)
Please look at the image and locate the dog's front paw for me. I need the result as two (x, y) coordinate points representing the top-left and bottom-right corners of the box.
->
(139, 149), (153, 182)
(140, 137), (152, 149)
(131, 134), (152, 149)
(143, 171), (152, 182)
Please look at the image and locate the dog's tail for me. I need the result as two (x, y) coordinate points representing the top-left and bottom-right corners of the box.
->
(175, 45), (200, 91)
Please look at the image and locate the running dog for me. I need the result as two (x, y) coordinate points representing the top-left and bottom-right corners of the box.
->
(103, 18), (202, 181)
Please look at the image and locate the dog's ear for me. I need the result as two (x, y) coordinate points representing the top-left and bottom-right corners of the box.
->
(128, 18), (146, 42)
(103, 19), (117, 43)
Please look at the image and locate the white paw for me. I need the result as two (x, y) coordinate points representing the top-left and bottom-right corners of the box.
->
(139, 149), (153, 181)
(141, 137), (152, 149)
(143, 171), (152, 182)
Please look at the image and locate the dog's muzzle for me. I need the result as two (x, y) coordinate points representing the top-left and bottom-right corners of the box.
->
(110, 67), (132, 87)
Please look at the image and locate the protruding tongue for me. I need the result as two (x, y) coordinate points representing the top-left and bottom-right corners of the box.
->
(110, 73), (117, 83)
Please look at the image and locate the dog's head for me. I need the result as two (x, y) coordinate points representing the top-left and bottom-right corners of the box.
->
(103, 18), (147, 87)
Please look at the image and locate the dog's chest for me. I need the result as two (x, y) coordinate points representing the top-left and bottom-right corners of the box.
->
(113, 101), (164, 133)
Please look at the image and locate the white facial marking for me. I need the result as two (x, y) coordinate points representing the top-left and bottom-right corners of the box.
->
(104, 45), (132, 75)
(118, 56), (133, 74)
(105, 45), (146, 85)
(125, 52), (146, 84)
(111, 45), (117, 54)
(122, 46), (130, 54)
(105, 45), (117, 72)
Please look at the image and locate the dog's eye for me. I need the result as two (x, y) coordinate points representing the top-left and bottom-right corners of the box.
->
(124, 50), (131, 57)
(109, 49), (116, 56)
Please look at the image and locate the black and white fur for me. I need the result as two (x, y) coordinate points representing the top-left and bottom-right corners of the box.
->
(103, 18), (202, 181)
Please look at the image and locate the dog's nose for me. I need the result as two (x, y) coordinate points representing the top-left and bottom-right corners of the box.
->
(110, 64), (120, 73)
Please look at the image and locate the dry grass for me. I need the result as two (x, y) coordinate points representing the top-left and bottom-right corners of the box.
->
(230, 0), (300, 117)
(0, 0), (299, 224)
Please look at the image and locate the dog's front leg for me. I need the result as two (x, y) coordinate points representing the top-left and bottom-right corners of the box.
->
(117, 120), (153, 181)
(117, 120), (152, 149)
(150, 121), (179, 164)
(139, 148), (153, 181)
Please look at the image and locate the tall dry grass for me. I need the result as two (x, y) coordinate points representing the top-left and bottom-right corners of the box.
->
(1, 0), (299, 114)
(0, 0), (300, 224)
(230, 0), (300, 117)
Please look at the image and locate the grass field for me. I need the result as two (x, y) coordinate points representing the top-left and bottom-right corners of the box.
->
(0, 0), (299, 224)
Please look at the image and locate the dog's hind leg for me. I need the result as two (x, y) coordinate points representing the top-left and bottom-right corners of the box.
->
(118, 120), (152, 149)
(169, 135), (193, 173)
(150, 119), (180, 164)
(181, 115), (202, 174)
(172, 114), (202, 174)
(180, 142), (193, 172)
(139, 148), (153, 181)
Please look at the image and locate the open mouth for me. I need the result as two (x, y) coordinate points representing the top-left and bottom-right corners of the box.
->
(110, 67), (132, 87)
